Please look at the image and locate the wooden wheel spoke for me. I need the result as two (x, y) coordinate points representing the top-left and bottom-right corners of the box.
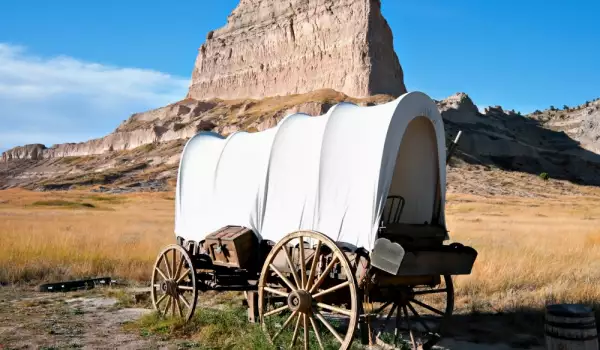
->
(309, 315), (325, 350)
(272, 310), (299, 341)
(376, 303), (397, 337)
(264, 304), (289, 317)
(173, 254), (184, 281)
(314, 310), (343, 343)
(393, 305), (401, 344)
(160, 295), (171, 316)
(175, 296), (183, 317)
(178, 285), (194, 291)
(155, 267), (168, 281)
(171, 250), (177, 280)
(291, 313), (301, 347)
(303, 314), (309, 350)
(264, 286), (289, 298)
(269, 264), (297, 292)
(309, 256), (338, 294)
(407, 302), (433, 333)
(316, 302), (352, 317)
(156, 293), (167, 307)
(402, 305), (417, 348)
(312, 281), (349, 299)
(282, 247), (302, 290)
(175, 268), (190, 283)
(163, 253), (173, 279)
(171, 293), (177, 317)
(373, 301), (392, 316)
(305, 240), (321, 291)
(178, 294), (190, 310)
(410, 298), (446, 316)
(413, 288), (447, 295)
(299, 239), (307, 289)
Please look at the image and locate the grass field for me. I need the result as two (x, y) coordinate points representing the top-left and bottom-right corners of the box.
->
(1, 187), (600, 317)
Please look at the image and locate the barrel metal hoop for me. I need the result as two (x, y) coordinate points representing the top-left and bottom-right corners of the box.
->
(547, 310), (594, 318)
(545, 331), (598, 342)
(545, 321), (597, 330)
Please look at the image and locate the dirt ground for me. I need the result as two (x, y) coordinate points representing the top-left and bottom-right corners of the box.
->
(0, 286), (546, 350)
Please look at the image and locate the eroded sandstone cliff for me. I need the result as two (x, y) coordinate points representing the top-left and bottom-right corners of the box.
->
(1, 90), (393, 162)
(3, 90), (600, 192)
(187, 0), (406, 100)
(527, 98), (600, 154)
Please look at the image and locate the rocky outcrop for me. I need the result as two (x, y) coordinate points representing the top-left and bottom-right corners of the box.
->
(527, 98), (600, 154)
(187, 0), (406, 100)
(1, 144), (47, 161)
(440, 94), (600, 185)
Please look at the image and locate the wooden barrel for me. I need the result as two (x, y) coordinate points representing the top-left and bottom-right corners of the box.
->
(545, 304), (598, 350)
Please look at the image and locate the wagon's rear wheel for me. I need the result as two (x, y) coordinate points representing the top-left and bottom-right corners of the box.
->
(151, 244), (198, 321)
(367, 274), (454, 349)
(258, 230), (359, 350)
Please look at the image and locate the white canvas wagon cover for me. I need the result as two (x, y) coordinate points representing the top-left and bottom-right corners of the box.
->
(175, 91), (447, 251)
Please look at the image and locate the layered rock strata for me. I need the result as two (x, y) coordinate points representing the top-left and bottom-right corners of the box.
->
(187, 0), (406, 100)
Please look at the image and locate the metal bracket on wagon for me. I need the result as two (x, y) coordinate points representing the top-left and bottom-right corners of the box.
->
(370, 238), (405, 275)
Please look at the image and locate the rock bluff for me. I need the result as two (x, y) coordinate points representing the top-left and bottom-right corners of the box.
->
(187, 0), (406, 100)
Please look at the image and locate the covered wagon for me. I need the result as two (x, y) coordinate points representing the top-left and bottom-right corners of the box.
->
(150, 91), (477, 349)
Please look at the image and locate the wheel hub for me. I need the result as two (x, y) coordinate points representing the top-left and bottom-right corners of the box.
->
(287, 290), (312, 313)
(161, 280), (179, 296)
(399, 291), (413, 306)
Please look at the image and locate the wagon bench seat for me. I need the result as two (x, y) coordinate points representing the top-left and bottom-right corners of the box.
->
(378, 223), (447, 249)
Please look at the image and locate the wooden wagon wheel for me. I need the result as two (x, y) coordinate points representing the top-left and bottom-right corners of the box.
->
(258, 230), (359, 350)
(367, 274), (454, 350)
(150, 244), (198, 321)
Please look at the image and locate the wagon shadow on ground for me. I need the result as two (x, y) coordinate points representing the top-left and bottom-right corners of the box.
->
(440, 304), (600, 349)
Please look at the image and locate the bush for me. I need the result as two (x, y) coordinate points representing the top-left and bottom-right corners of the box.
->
(539, 172), (550, 181)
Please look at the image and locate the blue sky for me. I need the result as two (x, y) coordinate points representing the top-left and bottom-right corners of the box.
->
(1, 0), (598, 151)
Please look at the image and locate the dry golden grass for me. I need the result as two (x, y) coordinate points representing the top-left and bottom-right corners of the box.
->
(0, 189), (174, 284)
(1, 187), (600, 315)
(446, 192), (600, 313)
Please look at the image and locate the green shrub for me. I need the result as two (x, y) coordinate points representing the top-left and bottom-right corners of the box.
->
(539, 172), (550, 181)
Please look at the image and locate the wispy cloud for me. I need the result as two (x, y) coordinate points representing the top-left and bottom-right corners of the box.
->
(0, 43), (190, 151)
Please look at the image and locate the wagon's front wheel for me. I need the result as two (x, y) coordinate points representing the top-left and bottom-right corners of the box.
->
(150, 244), (198, 321)
(258, 230), (359, 350)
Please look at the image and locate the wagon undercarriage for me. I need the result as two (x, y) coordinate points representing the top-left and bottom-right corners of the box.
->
(150, 225), (476, 350)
